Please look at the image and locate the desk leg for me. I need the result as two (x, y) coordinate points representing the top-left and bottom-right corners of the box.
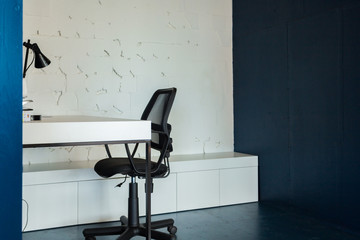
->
(145, 142), (151, 240)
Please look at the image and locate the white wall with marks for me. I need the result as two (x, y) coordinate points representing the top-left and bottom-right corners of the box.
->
(23, 0), (233, 164)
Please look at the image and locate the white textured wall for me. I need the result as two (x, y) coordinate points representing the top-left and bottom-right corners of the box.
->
(23, 0), (233, 164)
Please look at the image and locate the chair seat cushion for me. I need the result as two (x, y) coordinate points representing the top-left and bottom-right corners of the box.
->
(94, 157), (168, 178)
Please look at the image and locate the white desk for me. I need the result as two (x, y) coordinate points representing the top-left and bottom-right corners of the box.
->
(23, 115), (153, 239)
(23, 115), (151, 147)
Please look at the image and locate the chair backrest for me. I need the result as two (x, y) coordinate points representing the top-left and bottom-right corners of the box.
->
(141, 88), (176, 154)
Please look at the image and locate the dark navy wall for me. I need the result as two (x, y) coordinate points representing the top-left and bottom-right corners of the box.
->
(233, 0), (360, 233)
(0, 0), (23, 239)
(342, 4), (360, 231)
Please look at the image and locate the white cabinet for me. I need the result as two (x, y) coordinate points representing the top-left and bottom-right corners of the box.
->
(22, 152), (258, 231)
(22, 182), (77, 231)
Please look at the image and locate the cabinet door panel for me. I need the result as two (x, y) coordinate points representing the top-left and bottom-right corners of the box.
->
(22, 182), (77, 231)
(138, 173), (177, 215)
(220, 167), (258, 205)
(177, 170), (219, 211)
(78, 178), (128, 224)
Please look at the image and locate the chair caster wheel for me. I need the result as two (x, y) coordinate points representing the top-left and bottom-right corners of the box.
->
(120, 216), (128, 226)
(85, 236), (96, 240)
(168, 225), (177, 234)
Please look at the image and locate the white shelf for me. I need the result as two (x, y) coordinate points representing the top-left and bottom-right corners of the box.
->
(23, 152), (257, 173)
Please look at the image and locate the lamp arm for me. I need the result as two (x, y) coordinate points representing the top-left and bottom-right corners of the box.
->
(23, 40), (32, 78)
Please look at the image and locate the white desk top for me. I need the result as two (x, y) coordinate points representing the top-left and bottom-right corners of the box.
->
(23, 115), (151, 147)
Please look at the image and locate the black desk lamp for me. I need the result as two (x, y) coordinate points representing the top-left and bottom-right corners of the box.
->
(23, 39), (51, 78)
(22, 39), (51, 109)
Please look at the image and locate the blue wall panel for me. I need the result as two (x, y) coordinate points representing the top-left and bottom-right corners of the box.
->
(233, 25), (290, 201)
(233, 0), (303, 36)
(288, 10), (342, 221)
(233, 0), (360, 233)
(303, 0), (360, 16)
(0, 0), (23, 239)
(342, 4), (360, 230)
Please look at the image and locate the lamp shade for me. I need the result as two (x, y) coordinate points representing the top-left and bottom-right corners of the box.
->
(31, 43), (51, 68)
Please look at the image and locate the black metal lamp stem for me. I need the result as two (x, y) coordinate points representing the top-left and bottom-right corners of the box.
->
(23, 39), (31, 78)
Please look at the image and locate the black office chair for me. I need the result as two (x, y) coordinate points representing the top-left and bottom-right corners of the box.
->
(83, 88), (177, 240)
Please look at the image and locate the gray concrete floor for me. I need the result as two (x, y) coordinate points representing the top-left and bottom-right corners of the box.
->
(22, 203), (359, 240)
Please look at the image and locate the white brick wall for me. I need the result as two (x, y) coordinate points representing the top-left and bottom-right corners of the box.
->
(23, 0), (233, 164)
